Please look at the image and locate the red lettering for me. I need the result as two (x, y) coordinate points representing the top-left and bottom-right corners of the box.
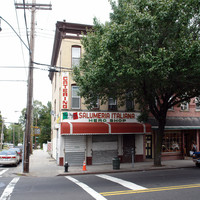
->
(62, 101), (68, 109)
(63, 77), (68, 85)
(63, 88), (68, 96)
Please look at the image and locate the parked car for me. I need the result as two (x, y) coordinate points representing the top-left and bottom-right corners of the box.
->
(0, 150), (19, 166)
(192, 152), (200, 167)
(9, 148), (22, 162)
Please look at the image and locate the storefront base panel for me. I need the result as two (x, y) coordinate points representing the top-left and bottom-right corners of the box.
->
(59, 157), (64, 166)
(135, 155), (144, 162)
(161, 153), (184, 161)
(87, 157), (92, 165)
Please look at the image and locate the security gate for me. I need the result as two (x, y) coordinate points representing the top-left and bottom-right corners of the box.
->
(92, 135), (118, 164)
(64, 135), (86, 165)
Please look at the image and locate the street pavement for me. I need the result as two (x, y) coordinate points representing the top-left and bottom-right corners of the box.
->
(12, 149), (196, 177)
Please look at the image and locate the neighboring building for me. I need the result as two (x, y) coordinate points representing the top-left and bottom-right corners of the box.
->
(149, 98), (200, 160)
(49, 21), (151, 166)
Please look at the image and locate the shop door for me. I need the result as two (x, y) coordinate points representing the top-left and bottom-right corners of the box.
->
(145, 135), (152, 159)
(123, 134), (135, 163)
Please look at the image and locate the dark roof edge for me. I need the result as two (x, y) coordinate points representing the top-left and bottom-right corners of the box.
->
(49, 21), (93, 81)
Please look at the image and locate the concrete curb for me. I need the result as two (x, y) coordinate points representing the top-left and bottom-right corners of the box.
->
(57, 165), (195, 177)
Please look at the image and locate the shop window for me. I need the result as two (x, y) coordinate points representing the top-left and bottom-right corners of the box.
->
(72, 46), (81, 68)
(162, 131), (182, 152)
(72, 86), (80, 109)
(108, 98), (117, 111)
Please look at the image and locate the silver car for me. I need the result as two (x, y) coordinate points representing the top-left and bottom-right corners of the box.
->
(0, 150), (19, 166)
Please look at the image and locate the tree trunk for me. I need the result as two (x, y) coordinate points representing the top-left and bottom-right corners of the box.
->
(154, 119), (166, 166)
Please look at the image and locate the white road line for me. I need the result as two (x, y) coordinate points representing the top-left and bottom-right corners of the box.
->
(66, 176), (107, 200)
(96, 174), (147, 190)
(0, 177), (20, 200)
(0, 169), (9, 176)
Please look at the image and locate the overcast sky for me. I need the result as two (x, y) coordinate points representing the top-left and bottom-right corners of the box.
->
(0, 0), (112, 125)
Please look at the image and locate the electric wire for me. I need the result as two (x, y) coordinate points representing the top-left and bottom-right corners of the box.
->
(22, 0), (31, 56)
(14, 0), (26, 70)
(0, 16), (29, 51)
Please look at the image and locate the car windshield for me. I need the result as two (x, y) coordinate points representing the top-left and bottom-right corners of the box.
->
(0, 151), (16, 155)
(10, 148), (20, 152)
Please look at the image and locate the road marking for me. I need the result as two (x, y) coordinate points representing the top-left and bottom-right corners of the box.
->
(100, 183), (200, 197)
(0, 177), (20, 200)
(66, 176), (107, 200)
(96, 174), (147, 190)
(0, 169), (9, 177)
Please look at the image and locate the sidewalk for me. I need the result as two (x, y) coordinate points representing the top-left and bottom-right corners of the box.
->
(16, 149), (196, 177)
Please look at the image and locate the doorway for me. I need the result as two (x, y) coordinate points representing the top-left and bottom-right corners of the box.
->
(123, 134), (135, 163)
(145, 135), (152, 159)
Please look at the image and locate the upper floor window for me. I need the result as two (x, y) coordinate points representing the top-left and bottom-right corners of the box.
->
(72, 86), (80, 109)
(195, 96), (200, 110)
(72, 46), (81, 68)
(126, 91), (134, 111)
(90, 97), (99, 110)
(180, 101), (189, 111)
(108, 98), (117, 111)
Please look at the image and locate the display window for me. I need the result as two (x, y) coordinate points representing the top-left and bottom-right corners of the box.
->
(162, 131), (182, 152)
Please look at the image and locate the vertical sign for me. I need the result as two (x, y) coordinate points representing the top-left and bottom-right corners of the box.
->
(62, 73), (69, 109)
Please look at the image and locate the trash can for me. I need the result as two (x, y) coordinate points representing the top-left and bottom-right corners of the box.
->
(64, 162), (69, 172)
(112, 157), (120, 170)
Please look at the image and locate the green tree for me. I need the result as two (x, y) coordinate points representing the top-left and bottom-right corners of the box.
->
(36, 101), (51, 147)
(74, 0), (200, 166)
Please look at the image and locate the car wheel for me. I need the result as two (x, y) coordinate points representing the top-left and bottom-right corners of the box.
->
(195, 163), (200, 167)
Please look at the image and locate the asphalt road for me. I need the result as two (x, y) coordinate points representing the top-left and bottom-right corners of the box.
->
(0, 167), (199, 200)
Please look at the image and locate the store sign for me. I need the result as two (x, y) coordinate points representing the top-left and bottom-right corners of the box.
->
(62, 73), (69, 109)
(62, 111), (140, 123)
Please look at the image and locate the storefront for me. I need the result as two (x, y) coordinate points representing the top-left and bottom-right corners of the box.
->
(57, 111), (151, 166)
(150, 117), (200, 160)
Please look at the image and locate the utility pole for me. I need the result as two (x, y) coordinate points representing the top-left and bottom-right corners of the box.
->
(0, 119), (4, 150)
(15, 0), (52, 173)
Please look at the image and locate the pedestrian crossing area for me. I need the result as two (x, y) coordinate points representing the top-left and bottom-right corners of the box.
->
(0, 169), (199, 200)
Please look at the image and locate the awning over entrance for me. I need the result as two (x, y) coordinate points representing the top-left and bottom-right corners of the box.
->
(61, 122), (151, 135)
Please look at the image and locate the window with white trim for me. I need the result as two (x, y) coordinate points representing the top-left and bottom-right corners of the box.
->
(72, 86), (80, 109)
(195, 96), (200, 110)
(180, 101), (189, 111)
(72, 46), (81, 68)
(108, 98), (117, 111)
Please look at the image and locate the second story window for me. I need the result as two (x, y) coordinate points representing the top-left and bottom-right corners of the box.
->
(108, 98), (117, 111)
(195, 96), (200, 110)
(72, 86), (80, 109)
(180, 101), (189, 111)
(126, 91), (134, 111)
(72, 46), (81, 68)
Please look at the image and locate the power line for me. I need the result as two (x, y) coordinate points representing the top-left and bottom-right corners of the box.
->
(0, 16), (30, 51)
(13, 0), (27, 74)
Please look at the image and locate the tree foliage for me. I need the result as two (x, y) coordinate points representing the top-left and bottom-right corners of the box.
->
(74, 0), (200, 166)
(19, 100), (51, 147)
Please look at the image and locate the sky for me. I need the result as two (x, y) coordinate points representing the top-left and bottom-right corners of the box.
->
(0, 0), (112, 125)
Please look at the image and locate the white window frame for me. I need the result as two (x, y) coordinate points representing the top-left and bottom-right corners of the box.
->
(72, 46), (81, 68)
(108, 98), (117, 111)
(180, 101), (189, 111)
(195, 96), (200, 110)
(71, 86), (80, 109)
